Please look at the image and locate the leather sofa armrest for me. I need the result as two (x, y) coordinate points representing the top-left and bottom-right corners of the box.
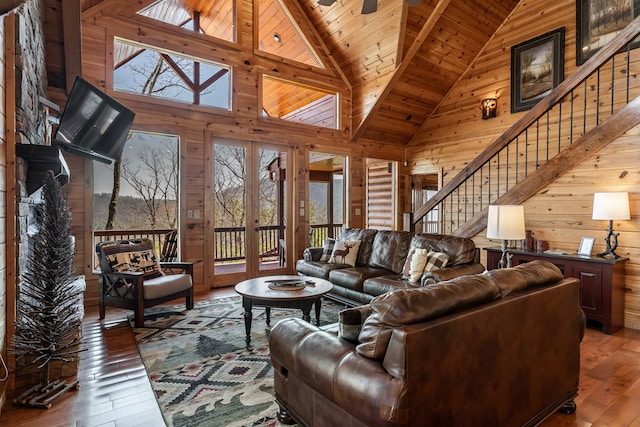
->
(421, 263), (486, 285)
(270, 318), (408, 426)
(303, 247), (323, 261)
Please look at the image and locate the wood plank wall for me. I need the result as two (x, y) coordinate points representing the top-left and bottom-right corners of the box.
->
(406, 0), (640, 330)
(68, 0), (406, 303)
(0, 13), (8, 410)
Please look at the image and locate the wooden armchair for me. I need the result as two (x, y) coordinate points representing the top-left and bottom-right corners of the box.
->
(95, 238), (194, 327)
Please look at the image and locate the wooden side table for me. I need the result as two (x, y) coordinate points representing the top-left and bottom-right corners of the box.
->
(484, 248), (627, 334)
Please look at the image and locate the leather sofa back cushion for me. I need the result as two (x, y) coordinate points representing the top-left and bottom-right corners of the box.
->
(356, 275), (500, 359)
(484, 259), (563, 297)
(338, 228), (379, 266)
(368, 230), (413, 274)
(410, 233), (476, 266)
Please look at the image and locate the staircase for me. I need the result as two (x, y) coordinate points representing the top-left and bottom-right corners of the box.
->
(412, 16), (640, 237)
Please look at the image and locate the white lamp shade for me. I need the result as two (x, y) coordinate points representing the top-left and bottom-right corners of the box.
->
(592, 192), (630, 220)
(487, 205), (526, 240)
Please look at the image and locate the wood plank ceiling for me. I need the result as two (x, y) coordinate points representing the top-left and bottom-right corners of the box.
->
(49, 0), (519, 146)
(297, 0), (519, 144)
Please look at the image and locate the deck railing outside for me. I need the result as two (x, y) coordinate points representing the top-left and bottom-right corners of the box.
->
(309, 224), (344, 247)
(93, 223), (343, 269)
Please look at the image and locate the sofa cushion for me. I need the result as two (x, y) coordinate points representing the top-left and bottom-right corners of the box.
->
(97, 238), (162, 279)
(402, 247), (428, 281)
(329, 266), (389, 293)
(338, 305), (372, 342)
(337, 228), (379, 266)
(328, 240), (361, 266)
(319, 238), (335, 262)
(484, 259), (563, 297)
(296, 259), (350, 280)
(368, 230), (413, 274)
(424, 250), (449, 272)
(356, 274), (501, 359)
(410, 233), (477, 266)
(363, 274), (421, 297)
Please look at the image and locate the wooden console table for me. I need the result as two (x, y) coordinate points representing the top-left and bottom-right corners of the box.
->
(484, 248), (627, 334)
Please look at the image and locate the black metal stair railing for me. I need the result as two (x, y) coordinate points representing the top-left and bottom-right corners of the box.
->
(412, 16), (640, 236)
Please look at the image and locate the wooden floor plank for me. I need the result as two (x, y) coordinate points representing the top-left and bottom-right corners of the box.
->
(0, 288), (639, 426)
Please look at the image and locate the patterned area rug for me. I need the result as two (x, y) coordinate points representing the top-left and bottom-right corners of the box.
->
(130, 296), (342, 427)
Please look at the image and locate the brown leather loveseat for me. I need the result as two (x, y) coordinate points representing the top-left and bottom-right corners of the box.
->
(296, 228), (485, 306)
(271, 260), (584, 426)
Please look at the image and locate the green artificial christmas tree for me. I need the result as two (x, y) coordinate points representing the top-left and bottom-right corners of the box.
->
(11, 170), (82, 408)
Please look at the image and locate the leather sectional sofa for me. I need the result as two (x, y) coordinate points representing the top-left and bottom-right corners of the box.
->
(296, 228), (485, 306)
(271, 260), (584, 426)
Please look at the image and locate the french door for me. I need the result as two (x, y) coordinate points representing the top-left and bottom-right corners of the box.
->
(212, 138), (291, 284)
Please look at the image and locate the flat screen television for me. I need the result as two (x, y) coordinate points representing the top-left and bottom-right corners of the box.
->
(54, 76), (135, 164)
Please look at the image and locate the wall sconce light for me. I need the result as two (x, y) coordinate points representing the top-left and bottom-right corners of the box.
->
(481, 98), (497, 120)
(592, 192), (630, 258)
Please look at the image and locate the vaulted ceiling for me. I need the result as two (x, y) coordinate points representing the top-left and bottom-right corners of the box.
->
(46, 0), (520, 146)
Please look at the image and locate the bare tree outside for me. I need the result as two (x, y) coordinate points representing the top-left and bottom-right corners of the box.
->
(93, 131), (179, 231)
(214, 144), (247, 229)
(121, 136), (178, 229)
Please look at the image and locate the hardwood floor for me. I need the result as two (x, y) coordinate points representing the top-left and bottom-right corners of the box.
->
(1, 288), (640, 426)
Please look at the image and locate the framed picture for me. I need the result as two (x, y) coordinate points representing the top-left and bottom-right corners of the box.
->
(511, 28), (565, 113)
(576, 0), (640, 65)
(578, 237), (595, 256)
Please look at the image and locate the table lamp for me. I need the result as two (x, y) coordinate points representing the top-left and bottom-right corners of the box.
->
(487, 205), (526, 268)
(592, 192), (630, 258)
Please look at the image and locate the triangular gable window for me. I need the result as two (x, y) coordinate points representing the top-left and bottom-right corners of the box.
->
(138, 0), (235, 43)
(258, 0), (324, 69)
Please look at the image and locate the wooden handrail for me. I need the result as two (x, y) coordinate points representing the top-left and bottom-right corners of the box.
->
(413, 15), (640, 225)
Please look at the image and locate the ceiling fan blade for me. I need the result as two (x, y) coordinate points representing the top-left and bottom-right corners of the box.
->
(361, 0), (377, 14)
(317, 0), (337, 6)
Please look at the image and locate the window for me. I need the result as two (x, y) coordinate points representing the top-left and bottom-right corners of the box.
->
(262, 75), (338, 129)
(309, 152), (345, 246)
(93, 131), (179, 231)
(114, 39), (231, 110)
(138, 0), (235, 43)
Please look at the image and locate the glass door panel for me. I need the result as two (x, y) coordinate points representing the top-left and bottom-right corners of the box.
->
(257, 147), (288, 272)
(213, 141), (248, 276)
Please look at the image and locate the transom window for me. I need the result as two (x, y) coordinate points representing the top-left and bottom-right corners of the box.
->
(113, 38), (231, 110)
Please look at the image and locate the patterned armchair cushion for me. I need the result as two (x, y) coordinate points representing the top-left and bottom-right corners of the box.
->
(96, 238), (163, 279)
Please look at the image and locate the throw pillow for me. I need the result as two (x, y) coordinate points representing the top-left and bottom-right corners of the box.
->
(424, 250), (449, 272)
(319, 237), (336, 262)
(99, 238), (163, 279)
(401, 247), (429, 282)
(328, 239), (361, 266)
(338, 305), (372, 342)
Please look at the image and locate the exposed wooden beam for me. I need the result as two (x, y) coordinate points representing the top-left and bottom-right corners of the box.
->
(454, 95), (640, 238)
(62, 0), (82, 94)
(350, 0), (451, 142)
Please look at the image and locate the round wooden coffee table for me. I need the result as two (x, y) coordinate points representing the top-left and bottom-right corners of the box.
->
(234, 275), (332, 345)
